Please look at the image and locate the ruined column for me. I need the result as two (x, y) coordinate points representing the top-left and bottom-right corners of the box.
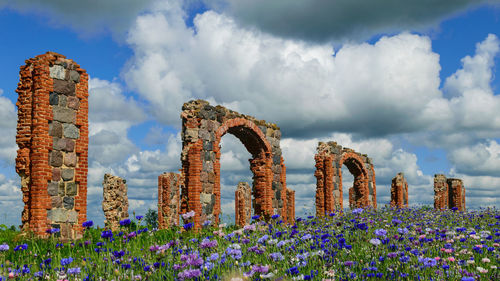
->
(158, 172), (180, 229)
(16, 52), (88, 239)
(447, 178), (465, 211)
(286, 188), (295, 224)
(314, 155), (326, 217)
(434, 174), (448, 210)
(235, 182), (252, 226)
(102, 174), (128, 231)
(390, 173), (408, 208)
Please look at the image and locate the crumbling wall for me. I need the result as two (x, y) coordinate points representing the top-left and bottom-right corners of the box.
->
(286, 188), (295, 224)
(180, 100), (291, 228)
(158, 172), (180, 229)
(434, 174), (448, 210)
(314, 142), (376, 216)
(434, 175), (466, 211)
(15, 52), (88, 239)
(390, 172), (408, 208)
(235, 182), (252, 226)
(102, 174), (128, 231)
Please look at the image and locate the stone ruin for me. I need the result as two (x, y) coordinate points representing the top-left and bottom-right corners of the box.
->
(235, 182), (252, 226)
(158, 172), (181, 229)
(314, 142), (376, 216)
(15, 52), (88, 239)
(434, 174), (466, 211)
(179, 99), (294, 229)
(102, 174), (129, 231)
(390, 172), (408, 208)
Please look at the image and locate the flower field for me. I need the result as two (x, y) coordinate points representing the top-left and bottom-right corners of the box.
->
(0, 206), (499, 280)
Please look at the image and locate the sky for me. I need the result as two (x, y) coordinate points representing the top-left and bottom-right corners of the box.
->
(0, 0), (499, 227)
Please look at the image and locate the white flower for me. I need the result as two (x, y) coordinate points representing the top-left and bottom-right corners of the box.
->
(476, 266), (488, 273)
(260, 272), (275, 279)
(482, 258), (490, 263)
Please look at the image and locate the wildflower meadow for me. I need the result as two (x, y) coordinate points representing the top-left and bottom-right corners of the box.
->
(0, 206), (498, 280)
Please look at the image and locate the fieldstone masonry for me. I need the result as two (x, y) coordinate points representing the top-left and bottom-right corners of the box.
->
(16, 52), (88, 239)
(235, 182), (252, 227)
(180, 100), (291, 229)
(158, 172), (181, 229)
(390, 173), (408, 208)
(102, 174), (129, 231)
(314, 142), (376, 216)
(434, 174), (466, 211)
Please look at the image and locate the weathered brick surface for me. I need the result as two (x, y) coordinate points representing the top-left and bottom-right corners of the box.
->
(235, 182), (252, 227)
(15, 52), (88, 239)
(286, 188), (295, 224)
(180, 100), (292, 229)
(158, 172), (180, 229)
(102, 174), (128, 231)
(433, 175), (466, 211)
(314, 142), (376, 216)
(390, 172), (408, 208)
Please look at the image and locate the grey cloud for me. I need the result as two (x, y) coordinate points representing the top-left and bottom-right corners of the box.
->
(208, 0), (500, 42)
(0, 0), (155, 36)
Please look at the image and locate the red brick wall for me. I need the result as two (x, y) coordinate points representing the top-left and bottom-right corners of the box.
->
(15, 52), (88, 239)
(390, 172), (408, 208)
(434, 174), (448, 210)
(158, 172), (180, 229)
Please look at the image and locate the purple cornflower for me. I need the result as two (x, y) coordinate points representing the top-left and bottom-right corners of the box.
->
(181, 253), (204, 267)
(374, 229), (387, 237)
(60, 257), (73, 266)
(209, 253), (219, 261)
(202, 220), (211, 227)
(182, 210), (195, 220)
(128, 231), (137, 238)
(344, 261), (354, 267)
(120, 219), (131, 226)
(200, 238), (217, 249)
(178, 268), (201, 280)
(0, 243), (9, 251)
(352, 208), (364, 214)
(252, 264), (269, 274)
(369, 238), (381, 246)
(67, 267), (81, 275)
(82, 220), (93, 228)
(269, 252), (284, 261)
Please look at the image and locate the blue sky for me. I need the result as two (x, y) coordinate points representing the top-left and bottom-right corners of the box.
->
(0, 0), (499, 227)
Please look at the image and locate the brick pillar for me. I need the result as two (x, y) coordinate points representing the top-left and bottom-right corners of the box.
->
(390, 173), (408, 208)
(249, 153), (273, 219)
(102, 174), (128, 231)
(447, 178), (465, 211)
(314, 155), (325, 217)
(348, 187), (355, 209)
(286, 188), (295, 224)
(280, 157), (288, 223)
(324, 156), (334, 215)
(158, 172), (180, 229)
(434, 174), (448, 210)
(15, 52), (88, 239)
(235, 182), (251, 226)
(186, 141), (203, 229)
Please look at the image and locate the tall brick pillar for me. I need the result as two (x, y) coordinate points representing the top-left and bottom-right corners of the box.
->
(235, 182), (251, 227)
(102, 174), (129, 231)
(158, 172), (180, 229)
(390, 172), (408, 208)
(447, 178), (465, 212)
(16, 52), (88, 239)
(286, 188), (295, 224)
(434, 174), (448, 210)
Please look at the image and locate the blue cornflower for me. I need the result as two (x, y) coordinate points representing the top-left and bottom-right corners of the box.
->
(272, 214), (280, 219)
(374, 228), (387, 237)
(287, 266), (300, 275)
(121, 264), (131, 270)
(136, 215), (143, 220)
(119, 219), (131, 226)
(0, 243), (9, 251)
(67, 267), (81, 275)
(252, 215), (260, 220)
(143, 265), (151, 272)
(46, 228), (60, 234)
(461, 277), (474, 281)
(82, 220), (93, 228)
(60, 257), (73, 266)
(101, 230), (113, 239)
(183, 222), (194, 230)
(269, 252), (284, 261)
(352, 208), (364, 214)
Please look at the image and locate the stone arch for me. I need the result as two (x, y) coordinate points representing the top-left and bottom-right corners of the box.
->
(314, 142), (376, 216)
(180, 100), (290, 228)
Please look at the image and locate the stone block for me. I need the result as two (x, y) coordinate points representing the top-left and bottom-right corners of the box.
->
(50, 151), (63, 167)
(61, 169), (74, 181)
(53, 138), (65, 151)
(47, 182), (59, 196)
(69, 70), (80, 83)
(49, 65), (66, 80)
(63, 123), (79, 139)
(66, 182), (77, 196)
(51, 196), (62, 208)
(67, 96), (80, 109)
(200, 193), (212, 205)
(63, 139), (75, 152)
(58, 94), (67, 107)
(49, 92), (59, 105)
(47, 208), (67, 222)
(68, 210), (78, 223)
(184, 128), (198, 142)
(53, 79), (75, 95)
(52, 168), (61, 181)
(49, 122), (63, 137)
(64, 153), (77, 167)
(53, 107), (76, 123)
(63, 197), (74, 209)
